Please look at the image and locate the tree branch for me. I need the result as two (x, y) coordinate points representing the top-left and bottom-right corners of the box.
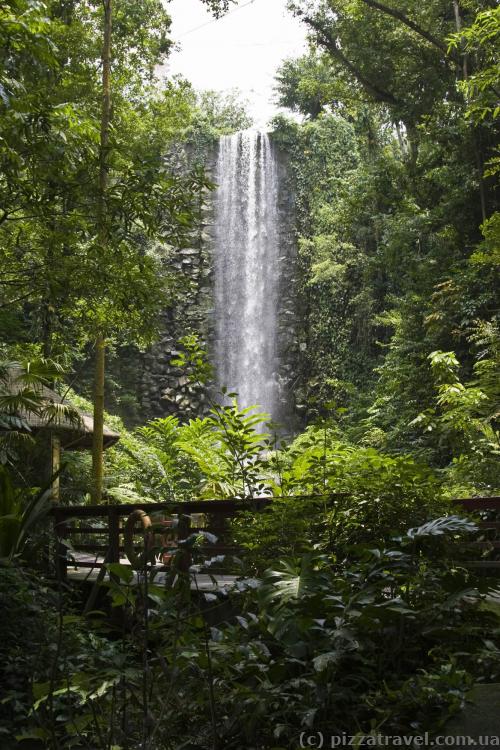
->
(359, 0), (455, 59)
(301, 13), (401, 107)
(0, 291), (37, 309)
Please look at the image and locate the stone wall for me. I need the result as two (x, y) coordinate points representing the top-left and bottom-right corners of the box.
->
(272, 138), (302, 430)
(139, 239), (213, 420)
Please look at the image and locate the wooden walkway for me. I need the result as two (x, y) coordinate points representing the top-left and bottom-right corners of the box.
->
(51, 495), (500, 599)
(51, 497), (274, 583)
(66, 552), (240, 591)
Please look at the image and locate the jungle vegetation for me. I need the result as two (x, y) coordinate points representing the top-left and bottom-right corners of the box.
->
(0, 0), (499, 748)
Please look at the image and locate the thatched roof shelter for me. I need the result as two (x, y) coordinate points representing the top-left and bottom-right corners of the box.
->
(1, 366), (120, 451)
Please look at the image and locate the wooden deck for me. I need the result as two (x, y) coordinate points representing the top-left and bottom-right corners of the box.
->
(50, 495), (500, 605)
(51, 498), (273, 583)
(66, 552), (241, 591)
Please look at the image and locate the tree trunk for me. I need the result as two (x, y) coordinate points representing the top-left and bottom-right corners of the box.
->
(452, 1), (468, 79)
(92, 333), (106, 502)
(91, 0), (112, 503)
(452, 2), (486, 222)
(51, 434), (61, 502)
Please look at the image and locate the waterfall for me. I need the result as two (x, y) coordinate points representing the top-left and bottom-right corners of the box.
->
(213, 130), (281, 422)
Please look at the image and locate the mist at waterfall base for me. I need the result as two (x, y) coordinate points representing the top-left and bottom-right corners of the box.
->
(213, 130), (289, 432)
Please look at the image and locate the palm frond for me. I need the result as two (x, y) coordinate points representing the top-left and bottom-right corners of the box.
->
(40, 401), (82, 428)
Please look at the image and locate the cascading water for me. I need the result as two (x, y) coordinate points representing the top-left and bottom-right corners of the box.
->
(213, 130), (281, 421)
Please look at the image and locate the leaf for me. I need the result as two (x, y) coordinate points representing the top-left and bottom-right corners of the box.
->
(312, 651), (339, 671)
(15, 728), (50, 741)
(302, 708), (318, 728)
(90, 679), (116, 699)
(106, 562), (134, 583)
(407, 516), (477, 539)
(32, 682), (50, 700)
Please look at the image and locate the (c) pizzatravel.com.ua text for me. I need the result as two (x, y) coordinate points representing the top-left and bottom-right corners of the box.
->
(299, 733), (500, 748)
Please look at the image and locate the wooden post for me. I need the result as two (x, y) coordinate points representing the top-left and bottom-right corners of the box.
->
(51, 434), (60, 501)
(177, 513), (192, 574)
(108, 506), (120, 562)
(91, 334), (106, 503)
(104, 506), (122, 625)
(53, 509), (68, 582)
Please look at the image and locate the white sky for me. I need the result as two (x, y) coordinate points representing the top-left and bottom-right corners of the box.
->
(161, 0), (308, 128)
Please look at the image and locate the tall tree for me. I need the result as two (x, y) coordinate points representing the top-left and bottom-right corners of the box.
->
(91, 0), (113, 503)
(273, 0), (499, 456)
(1, 1), (212, 500)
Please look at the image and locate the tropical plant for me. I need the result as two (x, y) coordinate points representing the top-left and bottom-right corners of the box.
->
(233, 428), (446, 572)
(167, 515), (500, 748)
(411, 324), (500, 493)
(448, 6), (500, 124)
(0, 465), (53, 561)
(0, 357), (80, 466)
(136, 399), (271, 499)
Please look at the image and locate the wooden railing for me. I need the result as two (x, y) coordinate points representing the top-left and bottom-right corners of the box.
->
(453, 496), (500, 570)
(51, 494), (500, 583)
(51, 498), (276, 582)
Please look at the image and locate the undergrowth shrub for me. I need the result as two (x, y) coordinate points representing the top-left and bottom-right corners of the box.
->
(174, 517), (500, 749)
(0, 567), (57, 747)
(234, 428), (448, 572)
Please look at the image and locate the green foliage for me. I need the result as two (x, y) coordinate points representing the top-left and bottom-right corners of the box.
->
(289, 0), (462, 127)
(201, 398), (271, 498)
(193, 88), (253, 135)
(449, 6), (500, 124)
(472, 212), (500, 266)
(278, 425), (439, 500)
(200, 0), (236, 18)
(185, 87), (253, 163)
(274, 0), (498, 492)
(0, 357), (80, 465)
(0, 465), (52, 561)
(411, 325), (500, 493)
(136, 398), (271, 499)
(56, 385), (272, 502)
(2, 509), (499, 749)
(234, 427), (445, 571)
(0, 564), (142, 749)
(175, 517), (500, 747)
(275, 51), (342, 119)
(1, 1), (500, 744)
(0, 0), (209, 365)
(170, 332), (214, 386)
(0, 566), (58, 746)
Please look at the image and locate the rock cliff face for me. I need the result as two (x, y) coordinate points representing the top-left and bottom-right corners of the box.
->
(139, 132), (300, 431)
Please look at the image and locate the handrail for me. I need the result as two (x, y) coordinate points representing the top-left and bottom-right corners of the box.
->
(48, 493), (350, 519)
(50, 496), (282, 582)
(50, 498), (269, 519)
(453, 496), (500, 510)
(51, 495), (500, 583)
